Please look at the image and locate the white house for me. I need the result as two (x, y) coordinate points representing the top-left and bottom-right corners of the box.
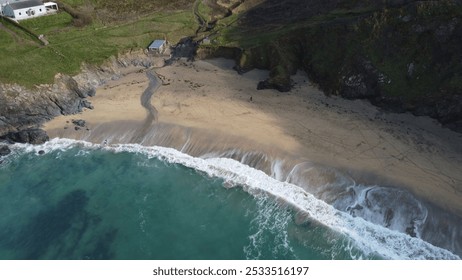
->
(43, 1), (58, 13)
(2, 0), (48, 20)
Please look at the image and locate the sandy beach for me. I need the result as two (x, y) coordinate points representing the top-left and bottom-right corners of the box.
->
(44, 58), (462, 217)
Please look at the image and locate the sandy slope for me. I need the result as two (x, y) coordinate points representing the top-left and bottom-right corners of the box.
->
(44, 58), (462, 216)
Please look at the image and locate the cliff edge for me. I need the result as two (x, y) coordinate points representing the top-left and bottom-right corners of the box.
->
(0, 51), (158, 143)
(198, 0), (462, 132)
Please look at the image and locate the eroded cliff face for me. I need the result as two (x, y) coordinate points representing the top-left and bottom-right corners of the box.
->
(0, 77), (91, 138)
(298, 1), (462, 132)
(2, 1), (461, 138)
(0, 51), (159, 143)
(198, 0), (462, 132)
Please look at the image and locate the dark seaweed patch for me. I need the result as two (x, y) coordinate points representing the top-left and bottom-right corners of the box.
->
(1, 189), (118, 259)
(18, 190), (89, 259)
(82, 228), (118, 260)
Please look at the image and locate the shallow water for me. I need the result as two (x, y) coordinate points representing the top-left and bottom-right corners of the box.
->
(0, 139), (458, 260)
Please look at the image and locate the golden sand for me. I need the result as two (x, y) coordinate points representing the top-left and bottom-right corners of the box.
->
(44, 58), (462, 216)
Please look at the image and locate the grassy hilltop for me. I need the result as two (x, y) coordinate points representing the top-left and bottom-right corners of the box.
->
(0, 0), (195, 87)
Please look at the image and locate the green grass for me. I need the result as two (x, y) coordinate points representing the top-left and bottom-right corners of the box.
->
(213, 7), (375, 49)
(197, 0), (213, 22)
(210, 0), (462, 100)
(61, 0), (87, 6)
(0, 9), (195, 87)
(21, 12), (74, 34)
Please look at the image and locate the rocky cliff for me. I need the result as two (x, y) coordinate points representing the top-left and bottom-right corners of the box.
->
(198, 0), (462, 132)
(0, 51), (158, 143)
(1, 0), (462, 141)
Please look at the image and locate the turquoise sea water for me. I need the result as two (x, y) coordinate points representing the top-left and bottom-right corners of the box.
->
(0, 139), (459, 260)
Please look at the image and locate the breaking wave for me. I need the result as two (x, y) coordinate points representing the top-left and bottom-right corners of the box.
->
(8, 138), (460, 260)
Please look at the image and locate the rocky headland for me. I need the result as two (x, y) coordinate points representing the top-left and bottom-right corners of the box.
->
(0, 0), (461, 259)
(1, 0), (462, 142)
(0, 51), (161, 144)
(197, 0), (462, 132)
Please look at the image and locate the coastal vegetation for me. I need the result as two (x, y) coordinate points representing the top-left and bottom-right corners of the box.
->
(1, 1), (462, 260)
(195, 0), (462, 131)
(0, 0), (461, 130)
(0, 0), (195, 87)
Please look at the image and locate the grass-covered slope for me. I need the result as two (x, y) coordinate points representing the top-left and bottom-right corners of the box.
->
(0, 0), (195, 86)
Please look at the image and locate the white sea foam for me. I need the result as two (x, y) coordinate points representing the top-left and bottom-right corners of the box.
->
(11, 138), (461, 260)
(244, 196), (296, 260)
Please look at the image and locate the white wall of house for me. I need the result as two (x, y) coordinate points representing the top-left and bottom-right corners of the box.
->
(44, 2), (59, 12)
(3, 4), (47, 20)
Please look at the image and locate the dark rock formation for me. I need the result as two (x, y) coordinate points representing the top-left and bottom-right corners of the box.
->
(72, 119), (86, 127)
(339, 58), (385, 100)
(200, 0), (462, 132)
(167, 37), (198, 63)
(1, 129), (49, 145)
(0, 145), (11, 157)
(0, 51), (160, 144)
(257, 79), (291, 92)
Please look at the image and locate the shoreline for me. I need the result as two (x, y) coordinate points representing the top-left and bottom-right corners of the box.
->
(44, 58), (462, 218)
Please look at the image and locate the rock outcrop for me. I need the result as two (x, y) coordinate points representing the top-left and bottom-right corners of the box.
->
(0, 145), (11, 157)
(0, 51), (160, 143)
(198, 0), (462, 132)
(0, 129), (49, 145)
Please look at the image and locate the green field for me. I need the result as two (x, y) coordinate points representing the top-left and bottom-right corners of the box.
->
(0, 1), (196, 87)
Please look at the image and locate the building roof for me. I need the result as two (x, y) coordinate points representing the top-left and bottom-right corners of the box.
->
(148, 40), (166, 49)
(8, 0), (44, 10)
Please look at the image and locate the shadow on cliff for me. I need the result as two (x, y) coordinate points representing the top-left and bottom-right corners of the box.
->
(214, 0), (462, 132)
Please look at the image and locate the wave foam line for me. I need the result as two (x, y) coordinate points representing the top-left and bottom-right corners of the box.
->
(12, 138), (461, 260)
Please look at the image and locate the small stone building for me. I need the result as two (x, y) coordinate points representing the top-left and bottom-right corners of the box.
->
(147, 40), (167, 54)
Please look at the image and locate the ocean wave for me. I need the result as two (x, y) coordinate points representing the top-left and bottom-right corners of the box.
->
(10, 138), (461, 260)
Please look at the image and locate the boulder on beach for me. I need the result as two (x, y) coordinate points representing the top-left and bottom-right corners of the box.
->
(0, 145), (11, 157)
(72, 119), (86, 127)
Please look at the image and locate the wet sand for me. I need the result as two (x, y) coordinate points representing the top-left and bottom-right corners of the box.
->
(44, 58), (462, 217)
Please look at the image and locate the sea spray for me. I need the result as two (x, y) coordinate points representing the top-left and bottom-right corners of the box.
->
(7, 138), (460, 260)
(244, 196), (296, 260)
(205, 148), (462, 257)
